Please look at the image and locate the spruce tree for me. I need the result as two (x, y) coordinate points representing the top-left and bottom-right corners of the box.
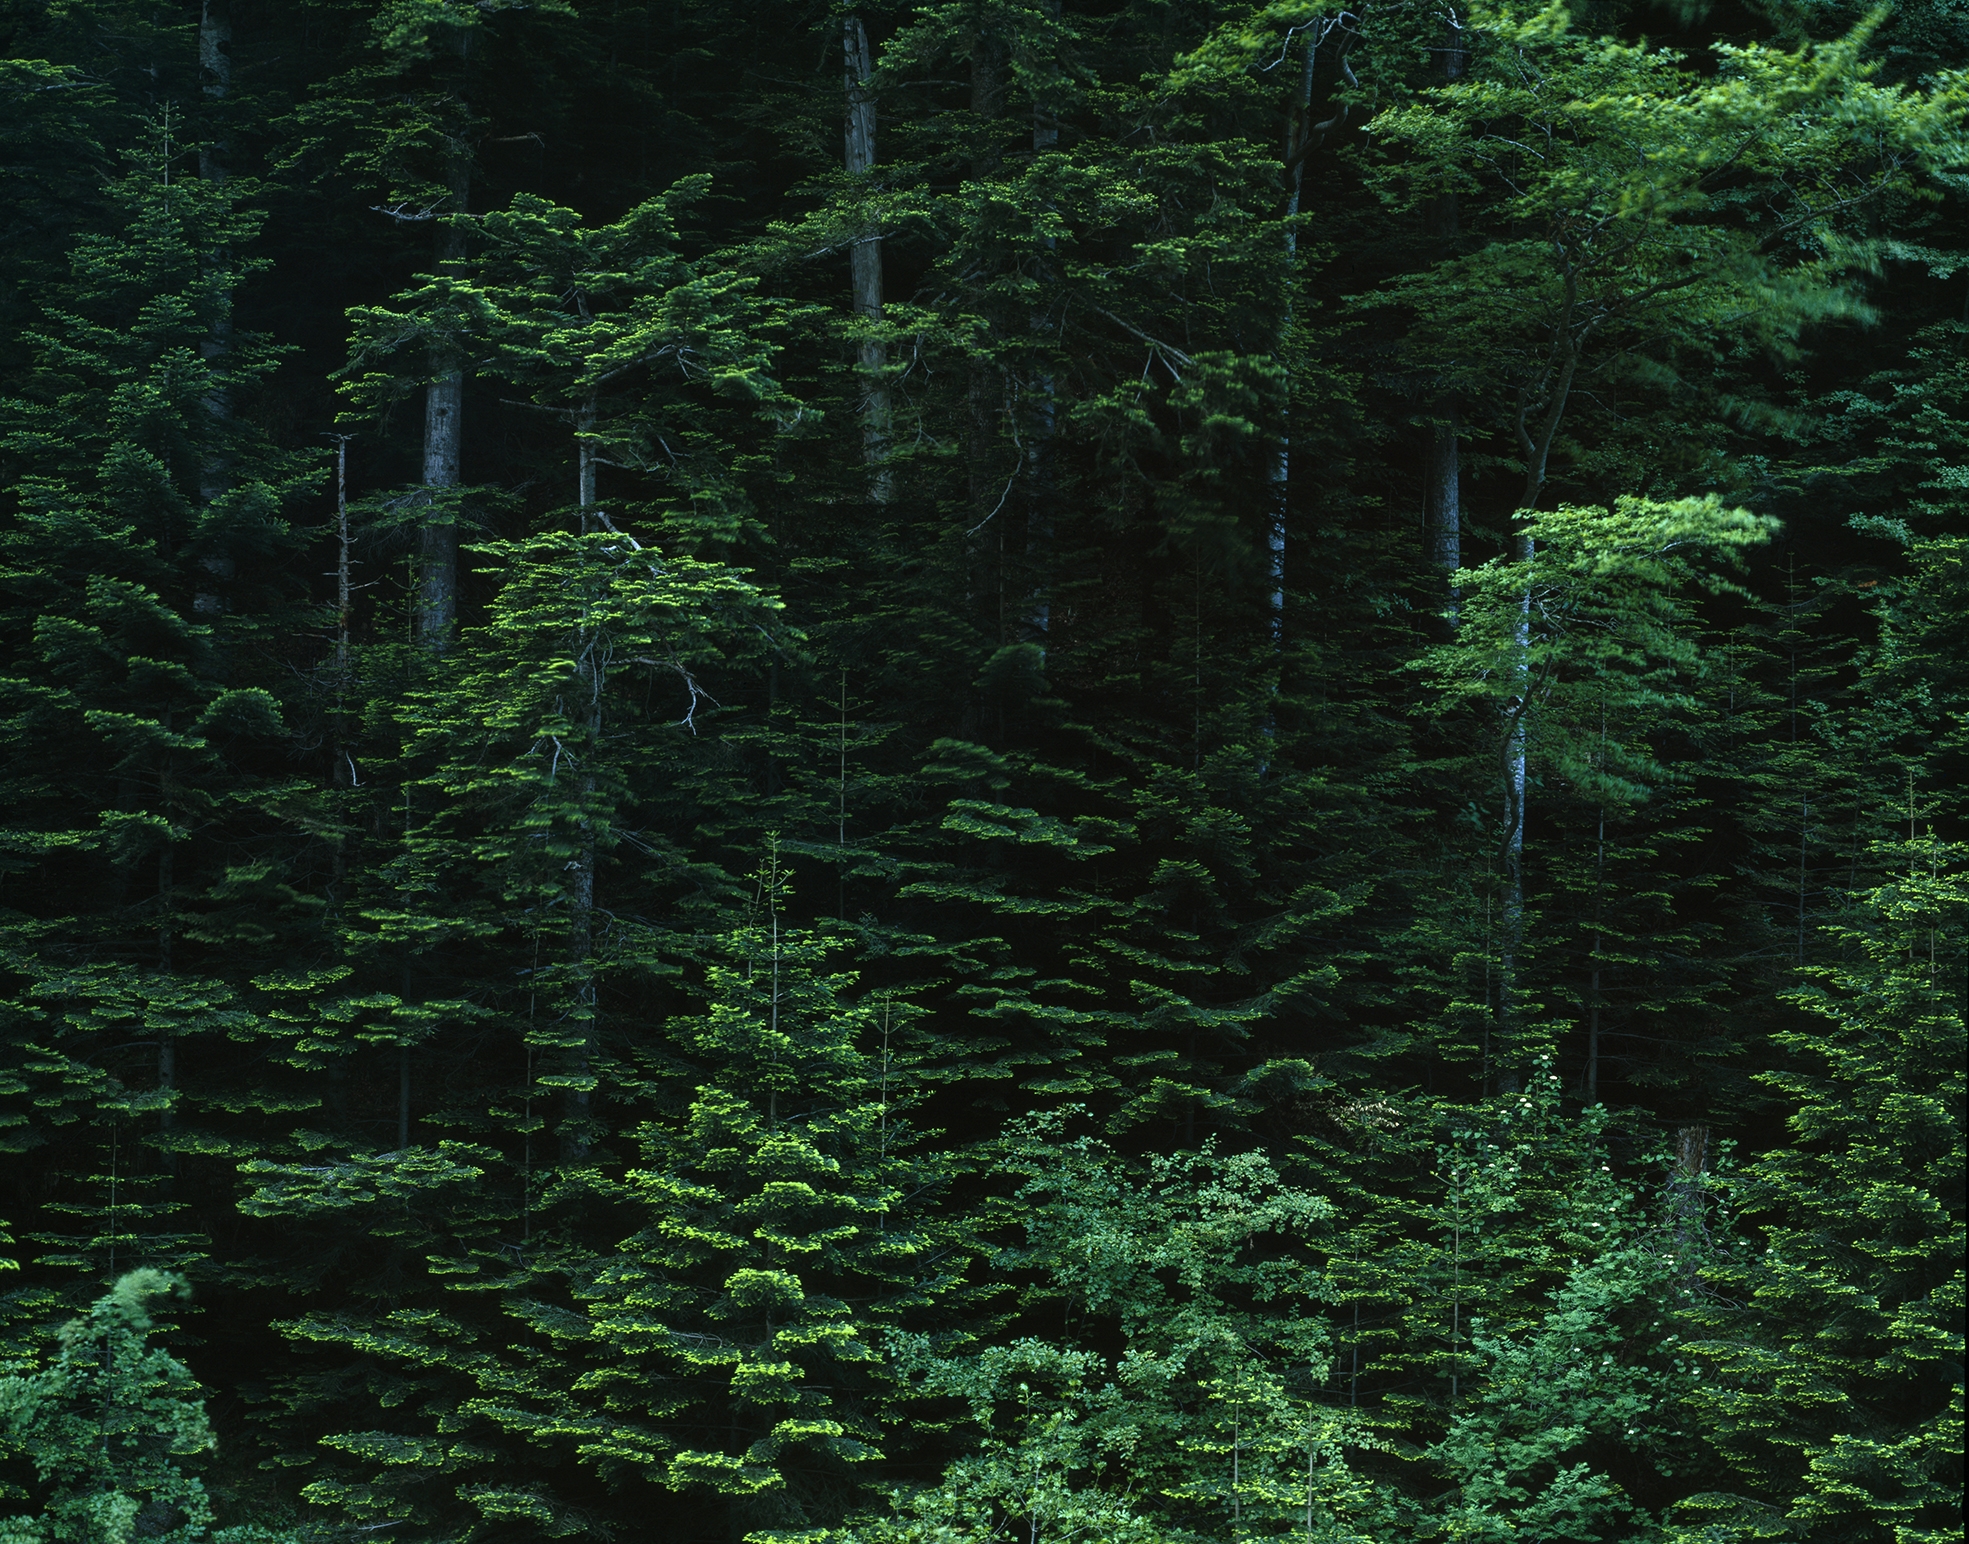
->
(0, 1270), (292, 1544)
(1682, 854), (1964, 1543)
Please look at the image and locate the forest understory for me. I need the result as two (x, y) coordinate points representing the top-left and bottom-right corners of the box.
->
(0, 2), (1962, 1542)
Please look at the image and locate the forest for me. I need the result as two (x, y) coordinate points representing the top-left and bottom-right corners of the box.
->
(0, 0), (1962, 1541)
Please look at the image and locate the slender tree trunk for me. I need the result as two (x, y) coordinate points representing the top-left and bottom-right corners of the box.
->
(1422, 121), (1461, 596)
(560, 754), (598, 1168)
(1497, 647), (1528, 1094)
(844, 16), (892, 504)
(1023, 2), (1061, 647)
(577, 392), (598, 521)
(1492, 261), (1584, 1092)
(197, 0), (231, 179)
(334, 439), (353, 673)
(194, 1), (234, 611)
(418, 146), (470, 650)
(965, 32), (1005, 626)
(561, 414), (601, 1164)
(157, 840), (175, 1164)
(1422, 15), (1465, 609)
(1494, 528), (1533, 1092)
(1671, 1125), (1709, 1266)
(1588, 803), (1604, 1102)
(1268, 35), (1319, 641)
(330, 436), (358, 789)
(1426, 412), (1461, 575)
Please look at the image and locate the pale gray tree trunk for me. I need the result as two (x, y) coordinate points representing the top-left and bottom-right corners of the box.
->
(156, 760), (176, 1156)
(1268, 20), (1352, 637)
(965, 32), (1005, 633)
(1426, 414), (1461, 578)
(417, 145), (470, 651)
(1025, 2), (1060, 646)
(1267, 35), (1318, 637)
(1422, 183), (1461, 591)
(577, 392), (599, 522)
(331, 435), (359, 789)
(193, 1), (234, 612)
(1494, 236), (1586, 1092)
(1424, 20), (1465, 599)
(1587, 802), (1604, 1102)
(844, 16), (892, 503)
(561, 397), (601, 1163)
(197, 0), (230, 180)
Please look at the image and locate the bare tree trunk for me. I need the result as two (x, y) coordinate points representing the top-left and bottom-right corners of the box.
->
(844, 16), (891, 504)
(1025, 2), (1060, 647)
(1492, 249), (1584, 1093)
(1497, 635), (1528, 1094)
(1670, 1125), (1710, 1267)
(1267, 35), (1319, 641)
(194, 1), (234, 614)
(577, 392), (598, 521)
(1265, 21), (1355, 638)
(197, 0), (231, 179)
(965, 32), (1005, 628)
(560, 726), (598, 1167)
(335, 438), (353, 672)
(1423, 18), (1464, 606)
(418, 146), (470, 651)
(157, 833), (175, 1166)
(1587, 803), (1604, 1102)
(331, 435), (358, 789)
(561, 409), (601, 1163)
(1422, 183), (1461, 597)
(1426, 412), (1461, 578)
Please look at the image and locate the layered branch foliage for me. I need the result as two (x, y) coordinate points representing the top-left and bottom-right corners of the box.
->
(0, 2), (1961, 1543)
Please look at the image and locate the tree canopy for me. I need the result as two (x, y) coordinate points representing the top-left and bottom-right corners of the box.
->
(0, 2), (1961, 1542)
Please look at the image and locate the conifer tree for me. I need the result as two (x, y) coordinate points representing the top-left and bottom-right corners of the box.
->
(1365, 0), (1965, 1084)
(0, 112), (312, 1311)
(0, 1270), (290, 1544)
(1682, 852), (1965, 1544)
(0, 2), (1964, 1536)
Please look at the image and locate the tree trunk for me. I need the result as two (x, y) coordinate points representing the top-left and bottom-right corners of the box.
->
(157, 842), (175, 1164)
(1587, 804), (1604, 1102)
(194, 1), (234, 610)
(1267, 33), (1320, 641)
(1670, 1125), (1709, 1265)
(197, 0), (231, 179)
(965, 32), (1005, 628)
(1423, 19), (1464, 607)
(577, 392), (598, 522)
(1493, 241), (1580, 1094)
(1496, 534), (1531, 1093)
(1426, 410), (1461, 579)
(561, 414), (601, 1163)
(1024, 2), (1060, 647)
(417, 147), (470, 651)
(844, 16), (891, 503)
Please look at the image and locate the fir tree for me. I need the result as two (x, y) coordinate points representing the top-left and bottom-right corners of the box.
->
(0, 1270), (291, 1544)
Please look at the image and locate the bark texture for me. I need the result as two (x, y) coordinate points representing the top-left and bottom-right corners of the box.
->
(417, 147), (470, 652)
(844, 16), (891, 502)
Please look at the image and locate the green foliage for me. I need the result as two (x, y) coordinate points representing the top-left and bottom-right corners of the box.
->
(846, 1118), (1368, 1543)
(1684, 854), (1965, 1544)
(0, 1271), (292, 1544)
(1362, 0), (1969, 505)
(1422, 496), (1776, 811)
(0, 3), (1964, 1543)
